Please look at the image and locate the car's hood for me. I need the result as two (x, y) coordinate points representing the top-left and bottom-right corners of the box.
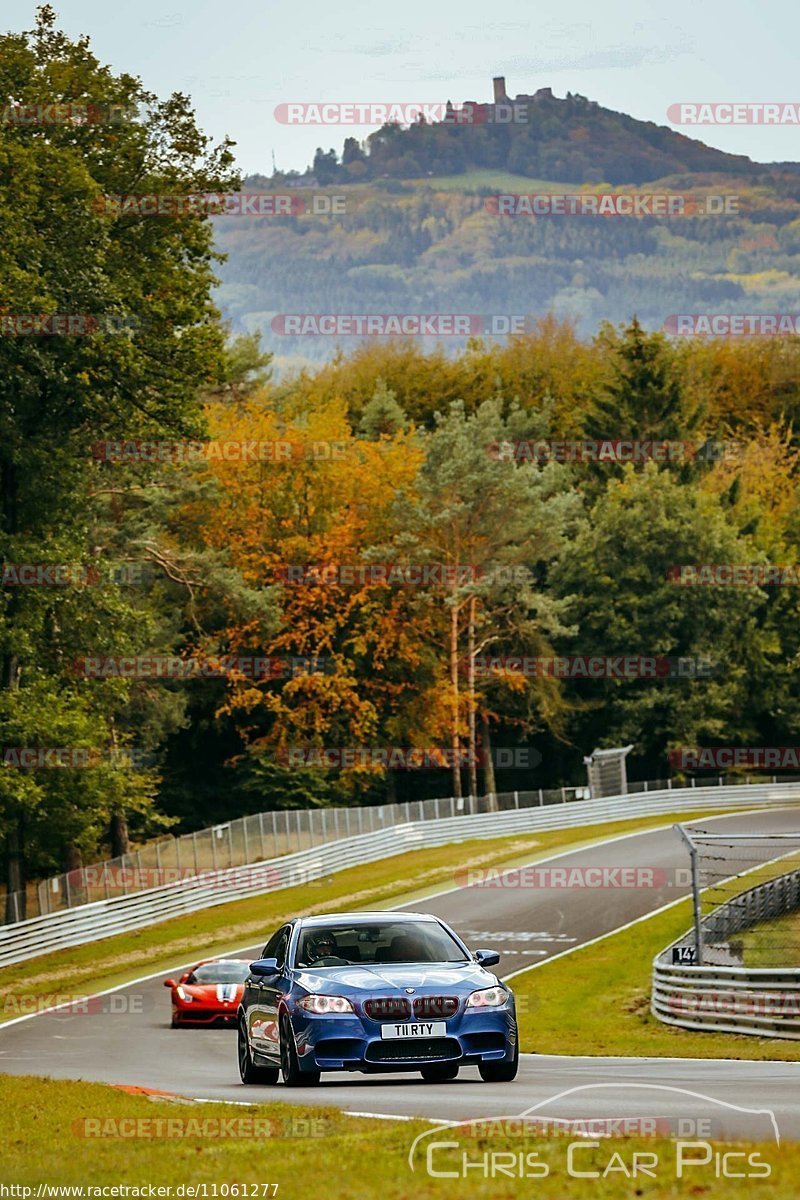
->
(182, 983), (243, 1001)
(294, 962), (499, 994)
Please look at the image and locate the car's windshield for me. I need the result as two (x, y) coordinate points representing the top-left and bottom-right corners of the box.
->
(187, 961), (250, 983)
(294, 921), (469, 966)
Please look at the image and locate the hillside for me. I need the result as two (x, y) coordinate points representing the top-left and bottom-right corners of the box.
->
(213, 178), (800, 370)
(295, 78), (760, 187)
(212, 82), (800, 370)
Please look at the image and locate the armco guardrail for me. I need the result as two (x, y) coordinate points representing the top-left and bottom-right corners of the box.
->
(2, 780), (799, 969)
(651, 960), (800, 1039)
(10, 772), (796, 922)
(652, 863), (800, 1039)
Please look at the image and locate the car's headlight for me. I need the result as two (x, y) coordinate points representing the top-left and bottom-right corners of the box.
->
(176, 986), (194, 1002)
(466, 986), (508, 1009)
(297, 994), (354, 1014)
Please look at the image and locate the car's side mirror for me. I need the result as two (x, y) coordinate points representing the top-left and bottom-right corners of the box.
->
(163, 979), (176, 988)
(249, 957), (280, 977)
(474, 949), (500, 967)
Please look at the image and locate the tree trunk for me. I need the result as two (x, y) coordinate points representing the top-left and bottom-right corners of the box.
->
(385, 770), (397, 807)
(64, 841), (86, 905)
(1, 454), (25, 919)
(467, 595), (478, 800)
(64, 843), (83, 872)
(4, 816), (26, 923)
(482, 714), (498, 807)
(110, 810), (130, 858)
(449, 601), (462, 798)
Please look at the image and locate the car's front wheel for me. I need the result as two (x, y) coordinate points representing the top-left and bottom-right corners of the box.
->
(280, 1014), (321, 1087)
(238, 1017), (279, 1084)
(478, 1039), (519, 1083)
(420, 1062), (459, 1082)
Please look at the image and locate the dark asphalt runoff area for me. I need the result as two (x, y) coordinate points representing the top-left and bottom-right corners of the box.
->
(2, 806), (800, 1140)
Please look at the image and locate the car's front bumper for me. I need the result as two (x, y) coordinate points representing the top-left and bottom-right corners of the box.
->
(289, 1003), (517, 1073)
(172, 1004), (239, 1026)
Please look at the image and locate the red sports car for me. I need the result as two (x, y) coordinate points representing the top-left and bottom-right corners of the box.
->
(164, 958), (252, 1027)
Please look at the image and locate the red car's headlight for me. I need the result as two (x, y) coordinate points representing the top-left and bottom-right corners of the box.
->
(176, 986), (194, 1002)
(297, 994), (354, 1014)
(466, 986), (507, 1009)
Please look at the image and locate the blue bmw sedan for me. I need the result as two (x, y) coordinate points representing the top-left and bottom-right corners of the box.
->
(237, 911), (518, 1086)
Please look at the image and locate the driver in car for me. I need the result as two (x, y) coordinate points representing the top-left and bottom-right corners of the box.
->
(308, 932), (346, 964)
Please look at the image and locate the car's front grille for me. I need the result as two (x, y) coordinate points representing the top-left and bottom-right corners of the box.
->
(413, 995), (459, 1019)
(363, 997), (411, 1020)
(367, 1037), (461, 1062)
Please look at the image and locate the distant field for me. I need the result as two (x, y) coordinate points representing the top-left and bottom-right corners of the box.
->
(408, 169), (565, 191)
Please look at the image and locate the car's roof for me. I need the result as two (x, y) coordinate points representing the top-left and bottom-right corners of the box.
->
(297, 911), (439, 927)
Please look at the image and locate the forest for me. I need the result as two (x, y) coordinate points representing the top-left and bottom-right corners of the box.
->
(3, 11), (800, 907)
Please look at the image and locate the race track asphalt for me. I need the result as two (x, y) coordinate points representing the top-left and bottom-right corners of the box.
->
(2, 806), (800, 1141)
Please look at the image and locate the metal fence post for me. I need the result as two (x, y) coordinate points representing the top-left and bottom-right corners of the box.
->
(675, 824), (703, 965)
(514, 790), (519, 809)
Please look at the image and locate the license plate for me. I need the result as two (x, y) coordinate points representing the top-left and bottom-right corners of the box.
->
(381, 1021), (446, 1039)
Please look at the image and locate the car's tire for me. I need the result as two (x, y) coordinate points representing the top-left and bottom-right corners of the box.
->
(420, 1062), (459, 1082)
(238, 1017), (279, 1084)
(478, 1039), (519, 1083)
(170, 1013), (179, 1028)
(280, 1015), (320, 1087)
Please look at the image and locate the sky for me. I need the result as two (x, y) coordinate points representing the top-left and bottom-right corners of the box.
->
(3, 0), (800, 176)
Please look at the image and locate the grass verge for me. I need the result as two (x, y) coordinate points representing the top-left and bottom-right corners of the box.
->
(0, 808), (748, 1020)
(742, 907), (800, 967)
(0, 1073), (796, 1197)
